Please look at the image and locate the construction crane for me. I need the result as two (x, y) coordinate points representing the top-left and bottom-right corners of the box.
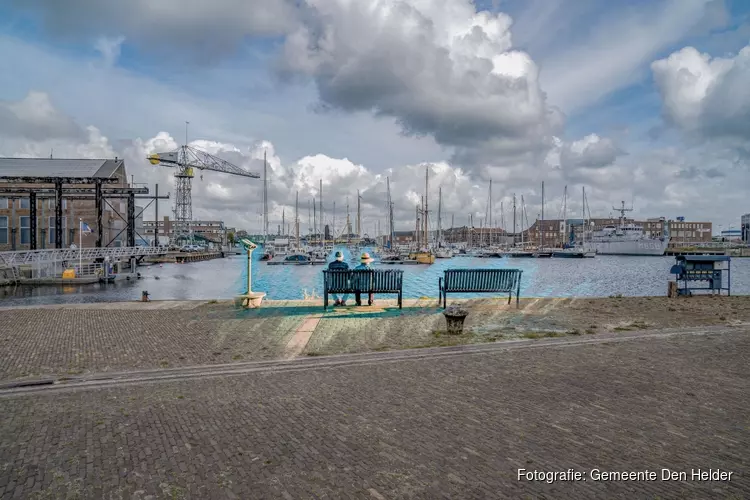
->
(148, 144), (260, 243)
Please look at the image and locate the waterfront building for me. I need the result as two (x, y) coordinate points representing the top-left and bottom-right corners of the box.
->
(142, 215), (234, 245)
(142, 216), (233, 245)
(523, 217), (711, 248)
(0, 157), (128, 251)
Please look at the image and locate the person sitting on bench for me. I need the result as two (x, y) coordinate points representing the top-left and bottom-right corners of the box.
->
(354, 252), (375, 306)
(327, 251), (349, 306)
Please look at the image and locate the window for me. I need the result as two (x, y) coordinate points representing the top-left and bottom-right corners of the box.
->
(0, 216), (7, 244)
(20, 198), (30, 209)
(49, 216), (68, 245)
(20, 216), (30, 244)
(0, 197), (7, 209)
(47, 199), (68, 210)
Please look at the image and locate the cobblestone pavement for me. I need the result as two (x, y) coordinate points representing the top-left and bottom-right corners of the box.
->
(0, 307), (304, 381)
(0, 328), (748, 499)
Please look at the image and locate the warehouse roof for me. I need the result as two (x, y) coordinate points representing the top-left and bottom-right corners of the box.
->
(0, 158), (124, 178)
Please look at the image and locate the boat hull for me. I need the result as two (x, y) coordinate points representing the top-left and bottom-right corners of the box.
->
(586, 239), (668, 256)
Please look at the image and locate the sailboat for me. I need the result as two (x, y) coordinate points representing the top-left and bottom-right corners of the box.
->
(408, 166), (435, 264)
(434, 186), (453, 258)
(533, 181), (553, 258)
(508, 194), (534, 257)
(553, 186), (596, 258)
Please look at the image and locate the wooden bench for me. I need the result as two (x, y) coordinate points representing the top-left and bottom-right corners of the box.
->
(438, 268), (523, 308)
(323, 269), (404, 310)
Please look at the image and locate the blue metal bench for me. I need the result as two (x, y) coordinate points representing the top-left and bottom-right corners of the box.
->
(439, 268), (523, 308)
(323, 269), (404, 310)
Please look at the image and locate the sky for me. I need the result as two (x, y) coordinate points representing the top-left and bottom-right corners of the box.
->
(0, 0), (749, 236)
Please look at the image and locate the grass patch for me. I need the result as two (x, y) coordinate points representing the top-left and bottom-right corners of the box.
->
(208, 299), (219, 304)
(159, 360), (169, 368)
(232, 354), (243, 360)
(306, 351), (324, 357)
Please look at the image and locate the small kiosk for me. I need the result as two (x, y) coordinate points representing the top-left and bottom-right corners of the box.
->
(669, 255), (731, 296)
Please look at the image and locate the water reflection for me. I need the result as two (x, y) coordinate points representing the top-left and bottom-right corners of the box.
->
(1, 249), (748, 307)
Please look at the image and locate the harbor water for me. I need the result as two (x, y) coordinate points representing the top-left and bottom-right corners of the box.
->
(1, 248), (748, 307)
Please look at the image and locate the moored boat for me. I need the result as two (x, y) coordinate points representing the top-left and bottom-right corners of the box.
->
(267, 253), (326, 265)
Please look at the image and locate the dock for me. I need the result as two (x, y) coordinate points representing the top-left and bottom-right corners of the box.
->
(147, 251), (224, 263)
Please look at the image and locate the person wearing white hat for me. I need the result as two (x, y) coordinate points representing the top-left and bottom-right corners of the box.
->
(354, 252), (375, 306)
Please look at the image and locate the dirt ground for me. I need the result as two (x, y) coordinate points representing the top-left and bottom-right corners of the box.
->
(302, 295), (750, 355)
(508, 295), (750, 333)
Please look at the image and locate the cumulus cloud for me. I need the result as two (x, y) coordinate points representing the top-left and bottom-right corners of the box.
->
(0, 91), (85, 142)
(652, 44), (750, 141)
(9, 0), (299, 62)
(279, 0), (562, 166)
(559, 134), (625, 169)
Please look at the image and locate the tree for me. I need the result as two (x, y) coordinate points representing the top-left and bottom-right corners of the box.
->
(227, 231), (235, 246)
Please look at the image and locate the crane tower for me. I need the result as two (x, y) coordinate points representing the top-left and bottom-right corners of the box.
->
(148, 144), (260, 242)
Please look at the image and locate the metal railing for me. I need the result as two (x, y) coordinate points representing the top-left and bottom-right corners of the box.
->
(0, 245), (167, 266)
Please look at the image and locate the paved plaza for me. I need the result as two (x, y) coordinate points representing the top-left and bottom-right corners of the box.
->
(0, 326), (748, 499)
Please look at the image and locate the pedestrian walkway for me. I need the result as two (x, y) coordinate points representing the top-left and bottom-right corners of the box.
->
(0, 327), (747, 498)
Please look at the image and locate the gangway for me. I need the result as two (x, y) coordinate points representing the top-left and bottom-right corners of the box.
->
(0, 246), (168, 266)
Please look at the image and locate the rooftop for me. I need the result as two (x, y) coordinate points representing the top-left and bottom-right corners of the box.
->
(0, 157), (124, 179)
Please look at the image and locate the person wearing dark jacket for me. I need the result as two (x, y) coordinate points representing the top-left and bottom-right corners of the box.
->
(328, 251), (349, 306)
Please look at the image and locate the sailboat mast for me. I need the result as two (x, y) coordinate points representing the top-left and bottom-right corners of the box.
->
(357, 190), (361, 241)
(563, 185), (567, 247)
(521, 195), (526, 247)
(424, 167), (429, 247)
(438, 186), (442, 246)
(295, 191), (300, 248)
(313, 198), (317, 244)
(541, 181), (545, 249)
(513, 194), (517, 246)
(308, 199), (311, 240)
(489, 180), (493, 246)
(416, 204), (421, 247)
(262, 150), (268, 243)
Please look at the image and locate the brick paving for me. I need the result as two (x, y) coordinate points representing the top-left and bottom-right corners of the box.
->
(0, 308), (303, 380)
(0, 329), (748, 499)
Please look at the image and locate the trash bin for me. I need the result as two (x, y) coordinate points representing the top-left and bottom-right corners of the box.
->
(443, 305), (469, 335)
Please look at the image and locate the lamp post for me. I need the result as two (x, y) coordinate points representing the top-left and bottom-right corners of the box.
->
(237, 238), (266, 308)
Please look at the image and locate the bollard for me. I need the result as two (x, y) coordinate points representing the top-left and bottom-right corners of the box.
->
(443, 305), (469, 335)
(141, 290), (150, 302)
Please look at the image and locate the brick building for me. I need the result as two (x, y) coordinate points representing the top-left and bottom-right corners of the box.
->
(0, 158), (128, 251)
(523, 217), (711, 247)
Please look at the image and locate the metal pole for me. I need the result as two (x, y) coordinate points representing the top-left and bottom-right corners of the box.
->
(29, 192), (37, 250)
(95, 180), (103, 248)
(78, 218), (82, 271)
(55, 182), (63, 249)
(154, 184), (159, 246)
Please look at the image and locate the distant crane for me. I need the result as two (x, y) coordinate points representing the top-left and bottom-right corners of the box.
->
(148, 143), (260, 243)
